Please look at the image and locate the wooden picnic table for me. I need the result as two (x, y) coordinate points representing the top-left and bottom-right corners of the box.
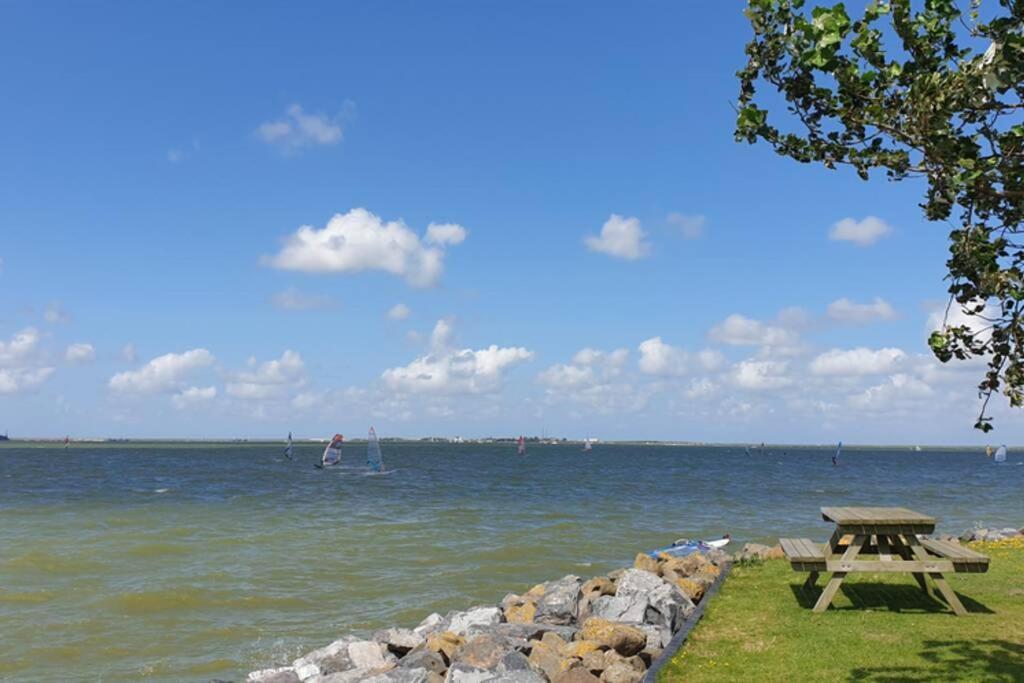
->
(780, 506), (989, 616)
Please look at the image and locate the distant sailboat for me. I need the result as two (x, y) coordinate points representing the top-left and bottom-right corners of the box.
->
(316, 434), (344, 469)
(994, 444), (1007, 463)
(913, 445), (922, 452)
(517, 435), (526, 456)
(63, 435), (69, 450)
(832, 441), (842, 467)
(986, 445), (994, 458)
(283, 432), (294, 461)
(582, 439), (592, 453)
(367, 427), (384, 473)
(744, 446), (751, 457)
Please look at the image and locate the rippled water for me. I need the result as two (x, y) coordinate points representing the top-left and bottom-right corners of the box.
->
(1, 442), (1021, 682)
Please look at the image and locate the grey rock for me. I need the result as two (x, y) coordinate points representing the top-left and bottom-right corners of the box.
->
(491, 622), (578, 642)
(615, 568), (693, 632)
(362, 669), (436, 683)
(376, 627), (426, 656)
(414, 613), (446, 636)
(499, 651), (533, 672)
(349, 640), (396, 671)
(444, 663), (493, 683)
(247, 667), (301, 683)
(535, 575), (583, 626)
(590, 595), (648, 624)
(447, 607), (503, 636)
(317, 669), (371, 683)
(484, 671), (547, 683)
(293, 637), (359, 680)
(599, 661), (643, 683)
(451, 633), (517, 670)
(634, 623), (672, 650)
(398, 648), (447, 675)
(615, 569), (663, 599)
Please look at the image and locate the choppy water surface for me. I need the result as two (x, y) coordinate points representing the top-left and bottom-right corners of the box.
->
(1, 442), (1021, 681)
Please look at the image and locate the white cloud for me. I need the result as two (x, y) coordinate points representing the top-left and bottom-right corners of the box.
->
(265, 208), (466, 288)
(387, 304), (412, 321)
(0, 328), (41, 365)
(810, 347), (906, 376)
(827, 297), (897, 324)
(270, 288), (334, 311)
(172, 385), (217, 409)
(538, 347), (628, 389)
(65, 342), (96, 364)
(584, 214), (650, 260)
(0, 367), (54, 394)
(697, 349), (726, 371)
(573, 347), (629, 368)
(850, 373), (933, 411)
(425, 223), (468, 246)
(44, 302), (69, 324)
(638, 337), (689, 376)
(829, 216), (892, 246)
(109, 349), (215, 393)
(226, 350), (306, 400)
(731, 359), (792, 389)
(926, 298), (999, 343)
(667, 213), (705, 239)
(708, 314), (797, 347)
(538, 363), (596, 388)
(383, 320), (532, 394)
(685, 378), (718, 399)
(257, 103), (347, 151)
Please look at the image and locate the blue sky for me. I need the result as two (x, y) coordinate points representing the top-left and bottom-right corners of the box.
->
(0, 2), (1019, 443)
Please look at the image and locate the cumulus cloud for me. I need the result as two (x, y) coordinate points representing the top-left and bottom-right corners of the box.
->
(0, 367), (54, 394)
(109, 349), (215, 393)
(926, 298), (1000, 344)
(850, 373), (933, 411)
(265, 208), (466, 287)
(257, 103), (350, 151)
(0, 328), (54, 393)
(387, 303), (411, 321)
(810, 347), (906, 376)
(539, 347), (628, 389)
(708, 314), (797, 348)
(829, 216), (892, 246)
(383, 320), (533, 394)
(270, 288), (335, 311)
(667, 213), (705, 239)
(827, 297), (897, 324)
(638, 337), (690, 376)
(65, 342), (96, 364)
(0, 328), (42, 365)
(44, 302), (69, 324)
(731, 359), (792, 389)
(172, 385), (217, 409)
(425, 223), (468, 246)
(584, 214), (650, 260)
(226, 350), (306, 400)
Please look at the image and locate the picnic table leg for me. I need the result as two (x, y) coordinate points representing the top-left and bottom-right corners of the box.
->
(890, 535), (931, 595)
(813, 534), (865, 613)
(903, 535), (968, 616)
(803, 571), (820, 590)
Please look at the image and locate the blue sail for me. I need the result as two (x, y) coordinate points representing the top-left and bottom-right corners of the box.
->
(367, 427), (384, 472)
(284, 431), (294, 460)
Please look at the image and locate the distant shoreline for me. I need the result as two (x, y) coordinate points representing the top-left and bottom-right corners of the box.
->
(0, 438), (1004, 450)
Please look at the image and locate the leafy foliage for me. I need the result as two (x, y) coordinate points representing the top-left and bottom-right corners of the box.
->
(737, 0), (1024, 430)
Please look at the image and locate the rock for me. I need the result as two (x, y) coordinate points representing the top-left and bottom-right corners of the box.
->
(634, 623), (672, 650)
(427, 631), (465, 665)
(491, 622), (578, 643)
(614, 568), (694, 633)
(247, 667), (301, 683)
(525, 583), (546, 600)
(498, 650), (533, 672)
(320, 670), (372, 683)
(564, 640), (602, 659)
(581, 648), (606, 674)
(292, 637), (359, 680)
(661, 553), (708, 578)
(414, 613), (446, 637)
(376, 628), (426, 657)
(361, 669), (439, 683)
(398, 648), (447, 675)
(535, 575), (583, 626)
(503, 597), (537, 625)
(553, 668), (602, 683)
(448, 607), (503, 636)
(349, 640), (396, 671)
(451, 634), (516, 670)
(541, 630), (569, 654)
(600, 661), (643, 683)
(527, 639), (579, 680)
(673, 577), (705, 603)
(581, 577), (615, 598)
(615, 569), (664, 598)
(444, 663), (493, 683)
(638, 648), (663, 668)
(579, 618), (646, 657)
(589, 594), (648, 623)
(632, 553), (661, 575)
(483, 672), (547, 683)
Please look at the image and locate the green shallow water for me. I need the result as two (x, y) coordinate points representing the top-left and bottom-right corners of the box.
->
(1, 442), (1021, 682)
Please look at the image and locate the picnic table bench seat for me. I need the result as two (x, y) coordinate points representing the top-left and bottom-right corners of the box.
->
(920, 538), (990, 573)
(780, 537), (826, 571)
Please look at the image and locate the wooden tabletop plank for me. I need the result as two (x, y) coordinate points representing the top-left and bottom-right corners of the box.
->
(821, 506), (936, 526)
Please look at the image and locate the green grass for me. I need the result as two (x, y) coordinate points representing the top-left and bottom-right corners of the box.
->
(660, 540), (1024, 682)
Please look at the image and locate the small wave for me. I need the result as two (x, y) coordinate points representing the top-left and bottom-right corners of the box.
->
(154, 488), (169, 493)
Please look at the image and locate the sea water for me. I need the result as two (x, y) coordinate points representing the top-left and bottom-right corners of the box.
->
(1, 442), (1021, 681)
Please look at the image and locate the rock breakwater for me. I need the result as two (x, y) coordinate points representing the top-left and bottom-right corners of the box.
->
(246, 547), (729, 683)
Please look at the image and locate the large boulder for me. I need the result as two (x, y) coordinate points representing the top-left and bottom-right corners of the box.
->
(375, 627), (426, 656)
(348, 640), (396, 671)
(535, 575), (583, 626)
(444, 663), (494, 683)
(502, 594), (538, 624)
(292, 637), (360, 680)
(448, 607), (503, 636)
(579, 618), (646, 657)
(427, 631), (465, 665)
(528, 639), (580, 680)
(613, 568), (694, 633)
(451, 633), (517, 670)
(553, 668), (602, 683)
(589, 594), (648, 623)
(483, 671), (547, 683)
(632, 553), (660, 575)
(319, 670), (374, 683)
(398, 648), (447, 676)
(361, 669), (441, 683)
(599, 661), (644, 683)
(247, 667), (301, 683)
(491, 622), (578, 643)
(414, 613), (446, 637)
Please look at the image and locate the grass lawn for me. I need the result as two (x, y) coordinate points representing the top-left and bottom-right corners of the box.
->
(660, 539), (1024, 681)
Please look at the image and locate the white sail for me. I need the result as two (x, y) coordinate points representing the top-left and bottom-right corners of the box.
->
(583, 440), (592, 452)
(995, 444), (1007, 463)
(517, 436), (526, 456)
(367, 427), (384, 472)
(321, 434), (343, 466)
(284, 432), (294, 460)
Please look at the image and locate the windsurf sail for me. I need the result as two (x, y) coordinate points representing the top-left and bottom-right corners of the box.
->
(995, 444), (1007, 463)
(321, 434), (343, 467)
(986, 445), (994, 458)
(367, 427), (384, 472)
(517, 435), (526, 456)
(64, 435), (69, 450)
(283, 432), (294, 460)
(582, 439), (592, 452)
(832, 441), (842, 466)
